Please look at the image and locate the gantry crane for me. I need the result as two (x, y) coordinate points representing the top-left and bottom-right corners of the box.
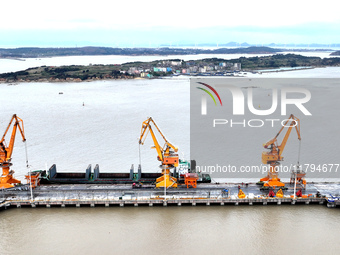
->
(260, 114), (301, 188)
(139, 117), (178, 188)
(0, 114), (26, 189)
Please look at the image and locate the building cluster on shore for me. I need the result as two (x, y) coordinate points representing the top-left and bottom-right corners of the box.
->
(126, 60), (242, 78)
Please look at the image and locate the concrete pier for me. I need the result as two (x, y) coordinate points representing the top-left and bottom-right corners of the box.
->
(0, 197), (333, 210)
(327, 203), (335, 208)
(0, 182), (339, 211)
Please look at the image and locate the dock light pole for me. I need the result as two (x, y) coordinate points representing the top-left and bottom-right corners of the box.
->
(28, 166), (33, 202)
(293, 173), (297, 200)
(164, 171), (166, 199)
(25, 141), (33, 202)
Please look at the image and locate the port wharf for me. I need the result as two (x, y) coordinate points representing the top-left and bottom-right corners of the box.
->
(1, 183), (339, 211)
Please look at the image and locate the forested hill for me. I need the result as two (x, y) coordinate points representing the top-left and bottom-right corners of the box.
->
(0, 46), (280, 58)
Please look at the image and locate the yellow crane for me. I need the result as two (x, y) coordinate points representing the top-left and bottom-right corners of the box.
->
(260, 114), (301, 188)
(139, 117), (178, 188)
(0, 114), (26, 189)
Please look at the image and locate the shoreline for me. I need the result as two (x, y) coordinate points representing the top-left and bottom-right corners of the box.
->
(257, 66), (316, 73)
(0, 56), (26, 61)
(1, 52), (340, 83)
(0, 76), (138, 84)
(0, 66), (328, 84)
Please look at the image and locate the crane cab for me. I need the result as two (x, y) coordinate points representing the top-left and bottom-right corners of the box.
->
(163, 155), (179, 167)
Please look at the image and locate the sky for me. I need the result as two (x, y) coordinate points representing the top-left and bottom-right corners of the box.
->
(1, 0), (340, 47)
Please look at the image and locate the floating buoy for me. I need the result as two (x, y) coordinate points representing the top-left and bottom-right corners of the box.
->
(238, 189), (246, 198)
(276, 189), (284, 198)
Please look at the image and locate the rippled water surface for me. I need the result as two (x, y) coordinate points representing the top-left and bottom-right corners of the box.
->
(0, 58), (340, 255)
(0, 206), (339, 255)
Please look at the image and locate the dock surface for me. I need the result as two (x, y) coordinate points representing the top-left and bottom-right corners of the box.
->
(1, 183), (339, 210)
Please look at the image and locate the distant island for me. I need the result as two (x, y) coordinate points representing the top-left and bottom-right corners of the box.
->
(1, 54), (340, 83)
(162, 41), (340, 49)
(330, 51), (340, 56)
(0, 46), (280, 58)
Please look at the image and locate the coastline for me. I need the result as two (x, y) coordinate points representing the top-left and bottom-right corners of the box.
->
(0, 66), (327, 84)
(1, 52), (340, 83)
(0, 56), (26, 61)
(0, 66), (324, 84)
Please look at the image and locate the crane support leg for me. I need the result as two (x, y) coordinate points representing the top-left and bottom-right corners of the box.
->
(156, 169), (177, 188)
(260, 176), (269, 182)
(262, 165), (285, 188)
(263, 179), (285, 188)
(0, 167), (21, 189)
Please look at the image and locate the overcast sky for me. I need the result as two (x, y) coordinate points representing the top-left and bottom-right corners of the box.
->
(1, 0), (340, 47)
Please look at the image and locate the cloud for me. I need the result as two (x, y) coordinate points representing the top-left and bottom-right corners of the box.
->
(2, 0), (340, 30)
(1, 0), (340, 46)
(1, 22), (340, 47)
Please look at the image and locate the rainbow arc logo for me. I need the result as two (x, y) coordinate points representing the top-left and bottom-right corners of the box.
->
(196, 82), (222, 106)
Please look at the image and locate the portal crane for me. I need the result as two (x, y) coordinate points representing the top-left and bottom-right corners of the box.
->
(139, 117), (178, 188)
(0, 114), (26, 189)
(260, 114), (301, 188)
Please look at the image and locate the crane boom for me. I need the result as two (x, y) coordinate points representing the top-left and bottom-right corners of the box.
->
(139, 117), (178, 188)
(139, 117), (178, 167)
(139, 119), (164, 163)
(260, 114), (301, 188)
(0, 114), (26, 189)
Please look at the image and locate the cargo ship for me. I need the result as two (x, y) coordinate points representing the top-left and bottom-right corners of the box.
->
(37, 159), (211, 185)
